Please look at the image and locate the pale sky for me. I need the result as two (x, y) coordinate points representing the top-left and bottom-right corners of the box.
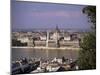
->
(11, 1), (91, 31)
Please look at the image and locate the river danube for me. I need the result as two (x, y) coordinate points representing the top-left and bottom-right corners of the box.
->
(12, 48), (79, 61)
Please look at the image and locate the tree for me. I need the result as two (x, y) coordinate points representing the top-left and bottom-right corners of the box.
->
(78, 6), (96, 70)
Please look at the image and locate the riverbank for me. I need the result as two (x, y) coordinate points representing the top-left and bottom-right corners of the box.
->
(12, 46), (80, 50)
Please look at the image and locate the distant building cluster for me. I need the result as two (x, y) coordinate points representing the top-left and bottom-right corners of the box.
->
(12, 26), (84, 47)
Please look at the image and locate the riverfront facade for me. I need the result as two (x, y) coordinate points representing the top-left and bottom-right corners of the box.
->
(12, 26), (84, 49)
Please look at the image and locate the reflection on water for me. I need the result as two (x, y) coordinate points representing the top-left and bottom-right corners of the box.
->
(12, 48), (79, 61)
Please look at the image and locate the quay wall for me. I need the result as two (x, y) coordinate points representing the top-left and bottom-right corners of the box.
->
(34, 40), (79, 47)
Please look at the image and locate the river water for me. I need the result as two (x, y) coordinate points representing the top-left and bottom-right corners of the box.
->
(12, 48), (79, 61)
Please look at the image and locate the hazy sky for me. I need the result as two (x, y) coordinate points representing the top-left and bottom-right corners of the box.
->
(11, 1), (91, 30)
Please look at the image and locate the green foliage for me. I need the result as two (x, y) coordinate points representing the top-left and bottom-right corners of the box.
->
(78, 32), (96, 69)
(81, 33), (96, 50)
(83, 6), (96, 30)
(78, 6), (96, 70)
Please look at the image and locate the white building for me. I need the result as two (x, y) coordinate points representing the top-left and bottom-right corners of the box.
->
(17, 37), (33, 46)
(51, 26), (61, 40)
(64, 36), (71, 41)
(40, 36), (46, 41)
(17, 37), (29, 43)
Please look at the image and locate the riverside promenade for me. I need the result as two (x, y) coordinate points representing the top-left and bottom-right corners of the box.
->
(12, 46), (80, 50)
